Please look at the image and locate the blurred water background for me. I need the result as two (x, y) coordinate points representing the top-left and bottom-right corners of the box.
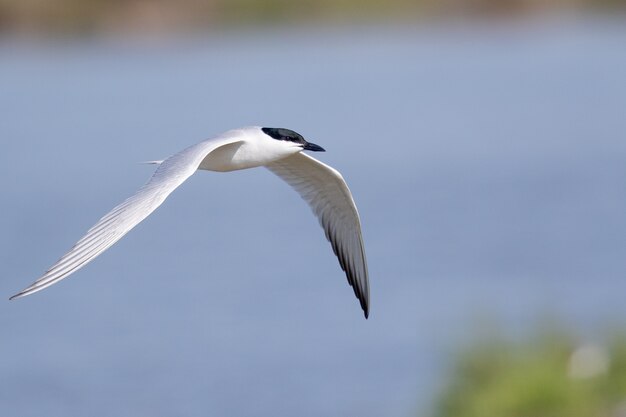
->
(1, 2), (626, 416)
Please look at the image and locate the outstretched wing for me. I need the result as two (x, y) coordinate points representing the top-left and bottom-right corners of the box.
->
(266, 152), (370, 318)
(11, 137), (243, 299)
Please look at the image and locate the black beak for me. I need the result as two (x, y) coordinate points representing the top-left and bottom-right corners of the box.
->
(303, 142), (325, 152)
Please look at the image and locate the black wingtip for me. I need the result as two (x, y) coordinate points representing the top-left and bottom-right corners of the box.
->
(360, 298), (369, 319)
(9, 288), (31, 300)
(9, 290), (26, 300)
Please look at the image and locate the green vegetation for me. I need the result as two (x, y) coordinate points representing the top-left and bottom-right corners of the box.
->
(430, 326), (626, 417)
(1, 0), (625, 36)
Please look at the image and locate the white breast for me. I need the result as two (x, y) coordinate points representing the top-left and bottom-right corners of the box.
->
(199, 130), (301, 172)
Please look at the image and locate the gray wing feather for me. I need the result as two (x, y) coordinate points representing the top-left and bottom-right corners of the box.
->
(10, 137), (242, 299)
(266, 152), (370, 318)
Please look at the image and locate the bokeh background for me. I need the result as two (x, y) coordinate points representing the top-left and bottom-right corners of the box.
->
(1, 1), (626, 416)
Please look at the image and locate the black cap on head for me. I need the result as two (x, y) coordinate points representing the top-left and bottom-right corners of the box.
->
(261, 127), (325, 152)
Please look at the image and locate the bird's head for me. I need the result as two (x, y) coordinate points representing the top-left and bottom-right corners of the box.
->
(261, 127), (325, 152)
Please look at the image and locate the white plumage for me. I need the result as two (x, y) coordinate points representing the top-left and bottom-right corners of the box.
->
(11, 126), (370, 318)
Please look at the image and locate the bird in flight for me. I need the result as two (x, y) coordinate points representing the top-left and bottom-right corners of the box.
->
(11, 127), (370, 318)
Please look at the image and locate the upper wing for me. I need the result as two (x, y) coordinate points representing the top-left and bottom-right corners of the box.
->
(10, 137), (243, 300)
(266, 152), (370, 318)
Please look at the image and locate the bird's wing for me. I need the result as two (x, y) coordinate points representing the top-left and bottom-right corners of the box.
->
(266, 152), (370, 318)
(11, 137), (243, 300)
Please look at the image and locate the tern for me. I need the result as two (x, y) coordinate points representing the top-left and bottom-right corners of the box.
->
(11, 126), (370, 318)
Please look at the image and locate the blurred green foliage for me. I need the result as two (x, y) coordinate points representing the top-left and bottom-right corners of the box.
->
(431, 326), (626, 417)
(1, 0), (626, 35)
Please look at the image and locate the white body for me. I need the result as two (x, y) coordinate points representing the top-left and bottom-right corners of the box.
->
(11, 126), (370, 317)
(198, 127), (302, 171)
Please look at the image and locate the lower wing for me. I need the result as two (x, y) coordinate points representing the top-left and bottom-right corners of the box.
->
(266, 152), (370, 318)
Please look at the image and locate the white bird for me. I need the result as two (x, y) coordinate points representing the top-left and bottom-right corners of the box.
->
(11, 126), (370, 318)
